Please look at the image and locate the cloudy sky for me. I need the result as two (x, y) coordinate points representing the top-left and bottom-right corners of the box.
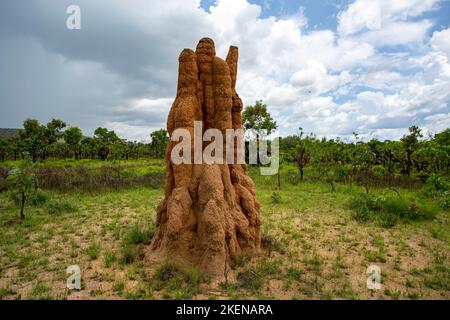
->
(0, 0), (449, 141)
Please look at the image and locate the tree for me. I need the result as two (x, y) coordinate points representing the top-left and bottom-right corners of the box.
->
(150, 129), (169, 158)
(45, 119), (66, 139)
(0, 139), (7, 162)
(93, 127), (119, 160)
(6, 158), (34, 220)
(242, 100), (277, 165)
(401, 125), (423, 176)
(242, 100), (277, 137)
(289, 128), (312, 181)
(435, 128), (450, 174)
(19, 119), (46, 162)
(63, 126), (83, 159)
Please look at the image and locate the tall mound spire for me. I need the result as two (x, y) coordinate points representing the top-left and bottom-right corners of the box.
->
(145, 38), (261, 276)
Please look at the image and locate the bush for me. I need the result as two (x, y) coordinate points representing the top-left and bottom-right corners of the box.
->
(439, 191), (450, 209)
(372, 165), (386, 176)
(236, 268), (263, 291)
(287, 170), (300, 185)
(85, 243), (100, 260)
(46, 199), (77, 215)
(349, 191), (437, 227)
(154, 263), (179, 282)
(124, 224), (154, 245)
(334, 164), (352, 182)
(271, 192), (282, 204)
(426, 174), (450, 193)
(30, 189), (48, 206)
(120, 244), (143, 264)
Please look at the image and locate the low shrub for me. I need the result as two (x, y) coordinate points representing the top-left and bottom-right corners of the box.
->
(425, 174), (450, 193)
(236, 268), (263, 291)
(124, 224), (154, 245)
(46, 199), (77, 215)
(120, 244), (143, 264)
(30, 189), (48, 206)
(349, 191), (438, 227)
(287, 170), (300, 185)
(439, 191), (450, 209)
(33, 165), (165, 192)
(271, 192), (282, 204)
(85, 243), (100, 260)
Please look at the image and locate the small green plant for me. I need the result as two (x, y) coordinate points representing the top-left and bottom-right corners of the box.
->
(271, 191), (282, 204)
(85, 242), (100, 260)
(28, 282), (51, 300)
(155, 263), (179, 282)
(124, 224), (154, 245)
(6, 159), (34, 220)
(30, 189), (48, 206)
(113, 280), (125, 294)
(425, 174), (450, 193)
(103, 250), (116, 267)
(261, 233), (285, 254)
(46, 199), (77, 215)
(384, 288), (401, 300)
(120, 244), (143, 264)
(236, 267), (263, 292)
(439, 191), (450, 209)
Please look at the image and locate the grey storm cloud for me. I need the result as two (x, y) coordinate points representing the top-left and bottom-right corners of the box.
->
(0, 0), (210, 139)
(0, 0), (449, 141)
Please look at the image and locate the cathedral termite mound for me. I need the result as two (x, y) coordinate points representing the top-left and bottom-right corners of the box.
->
(145, 37), (261, 276)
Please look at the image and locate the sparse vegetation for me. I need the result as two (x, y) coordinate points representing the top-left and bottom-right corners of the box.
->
(0, 122), (448, 300)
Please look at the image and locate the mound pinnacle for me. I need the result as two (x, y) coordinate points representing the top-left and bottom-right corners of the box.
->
(145, 38), (261, 276)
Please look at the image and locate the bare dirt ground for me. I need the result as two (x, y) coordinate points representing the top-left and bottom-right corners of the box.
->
(0, 181), (448, 300)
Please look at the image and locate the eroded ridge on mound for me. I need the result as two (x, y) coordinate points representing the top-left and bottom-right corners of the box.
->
(145, 38), (261, 275)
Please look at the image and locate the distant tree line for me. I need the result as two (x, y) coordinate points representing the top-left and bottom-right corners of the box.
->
(1, 103), (449, 185)
(242, 101), (450, 187)
(0, 118), (169, 162)
(280, 125), (450, 184)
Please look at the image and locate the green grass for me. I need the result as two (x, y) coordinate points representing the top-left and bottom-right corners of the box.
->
(46, 199), (78, 215)
(0, 161), (448, 300)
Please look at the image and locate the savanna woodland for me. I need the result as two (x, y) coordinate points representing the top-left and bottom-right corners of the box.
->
(0, 99), (448, 299)
(2, 0), (450, 307)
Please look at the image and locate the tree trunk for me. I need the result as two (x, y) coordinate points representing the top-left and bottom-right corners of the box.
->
(20, 191), (25, 220)
(146, 38), (261, 276)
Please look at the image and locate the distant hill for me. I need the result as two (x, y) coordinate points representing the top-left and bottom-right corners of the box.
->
(0, 128), (21, 140)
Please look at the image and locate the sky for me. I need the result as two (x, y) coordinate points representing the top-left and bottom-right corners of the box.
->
(0, 0), (449, 142)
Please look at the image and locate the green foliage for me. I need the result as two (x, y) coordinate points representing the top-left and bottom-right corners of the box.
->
(286, 169), (300, 185)
(46, 199), (78, 215)
(103, 250), (116, 267)
(63, 126), (83, 158)
(242, 100), (277, 137)
(153, 263), (208, 299)
(6, 159), (34, 219)
(271, 191), (282, 204)
(150, 129), (169, 158)
(236, 268), (263, 292)
(30, 189), (48, 206)
(124, 224), (154, 245)
(155, 263), (179, 282)
(120, 244), (143, 264)
(261, 233), (285, 254)
(349, 192), (438, 227)
(85, 242), (100, 260)
(439, 191), (450, 209)
(426, 174), (450, 193)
